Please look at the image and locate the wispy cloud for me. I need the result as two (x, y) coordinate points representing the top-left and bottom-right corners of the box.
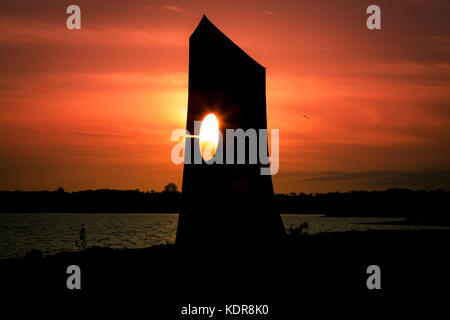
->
(276, 170), (450, 192)
(263, 10), (276, 16)
(163, 5), (183, 13)
(300, 170), (450, 185)
(0, 18), (187, 48)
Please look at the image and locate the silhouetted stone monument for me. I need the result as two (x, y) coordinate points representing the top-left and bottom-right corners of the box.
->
(176, 15), (286, 249)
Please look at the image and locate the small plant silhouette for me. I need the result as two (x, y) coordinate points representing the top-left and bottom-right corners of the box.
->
(287, 222), (309, 238)
(163, 182), (178, 193)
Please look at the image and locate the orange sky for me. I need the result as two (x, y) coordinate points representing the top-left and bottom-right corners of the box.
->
(1, 0), (450, 193)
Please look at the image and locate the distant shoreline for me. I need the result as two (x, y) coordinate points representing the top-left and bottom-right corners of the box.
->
(0, 211), (325, 215)
(1, 188), (449, 220)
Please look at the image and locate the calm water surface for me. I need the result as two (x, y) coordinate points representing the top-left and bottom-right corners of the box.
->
(1, 213), (448, 259)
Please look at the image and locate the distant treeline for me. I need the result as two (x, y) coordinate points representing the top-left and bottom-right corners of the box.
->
(0, 188), (448, 221)
(0, 189), (181, 214)
(277, 189), (450, 222)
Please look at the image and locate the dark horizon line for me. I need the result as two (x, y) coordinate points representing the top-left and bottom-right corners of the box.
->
(0, 187), (449, 195)
(1, 188), (448, 219)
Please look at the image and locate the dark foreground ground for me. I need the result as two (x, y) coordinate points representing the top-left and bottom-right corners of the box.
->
(1, 230), (449, 317)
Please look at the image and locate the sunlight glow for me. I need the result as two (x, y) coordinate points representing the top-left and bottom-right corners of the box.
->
(199, 113), (219, 161)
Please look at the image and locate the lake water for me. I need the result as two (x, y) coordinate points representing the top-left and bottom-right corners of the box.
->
(1, 213), (449, 259)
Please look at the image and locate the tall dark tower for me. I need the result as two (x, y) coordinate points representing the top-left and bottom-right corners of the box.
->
(176, 15), (286, 249)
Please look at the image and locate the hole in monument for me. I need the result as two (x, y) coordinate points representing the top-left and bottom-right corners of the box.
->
(199, 113), (219, 161)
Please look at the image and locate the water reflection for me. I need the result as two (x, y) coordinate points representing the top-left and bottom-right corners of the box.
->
(1, 213), (449, 259)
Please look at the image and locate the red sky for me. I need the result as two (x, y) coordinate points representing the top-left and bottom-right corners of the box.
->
(1, 0), (450, 193)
